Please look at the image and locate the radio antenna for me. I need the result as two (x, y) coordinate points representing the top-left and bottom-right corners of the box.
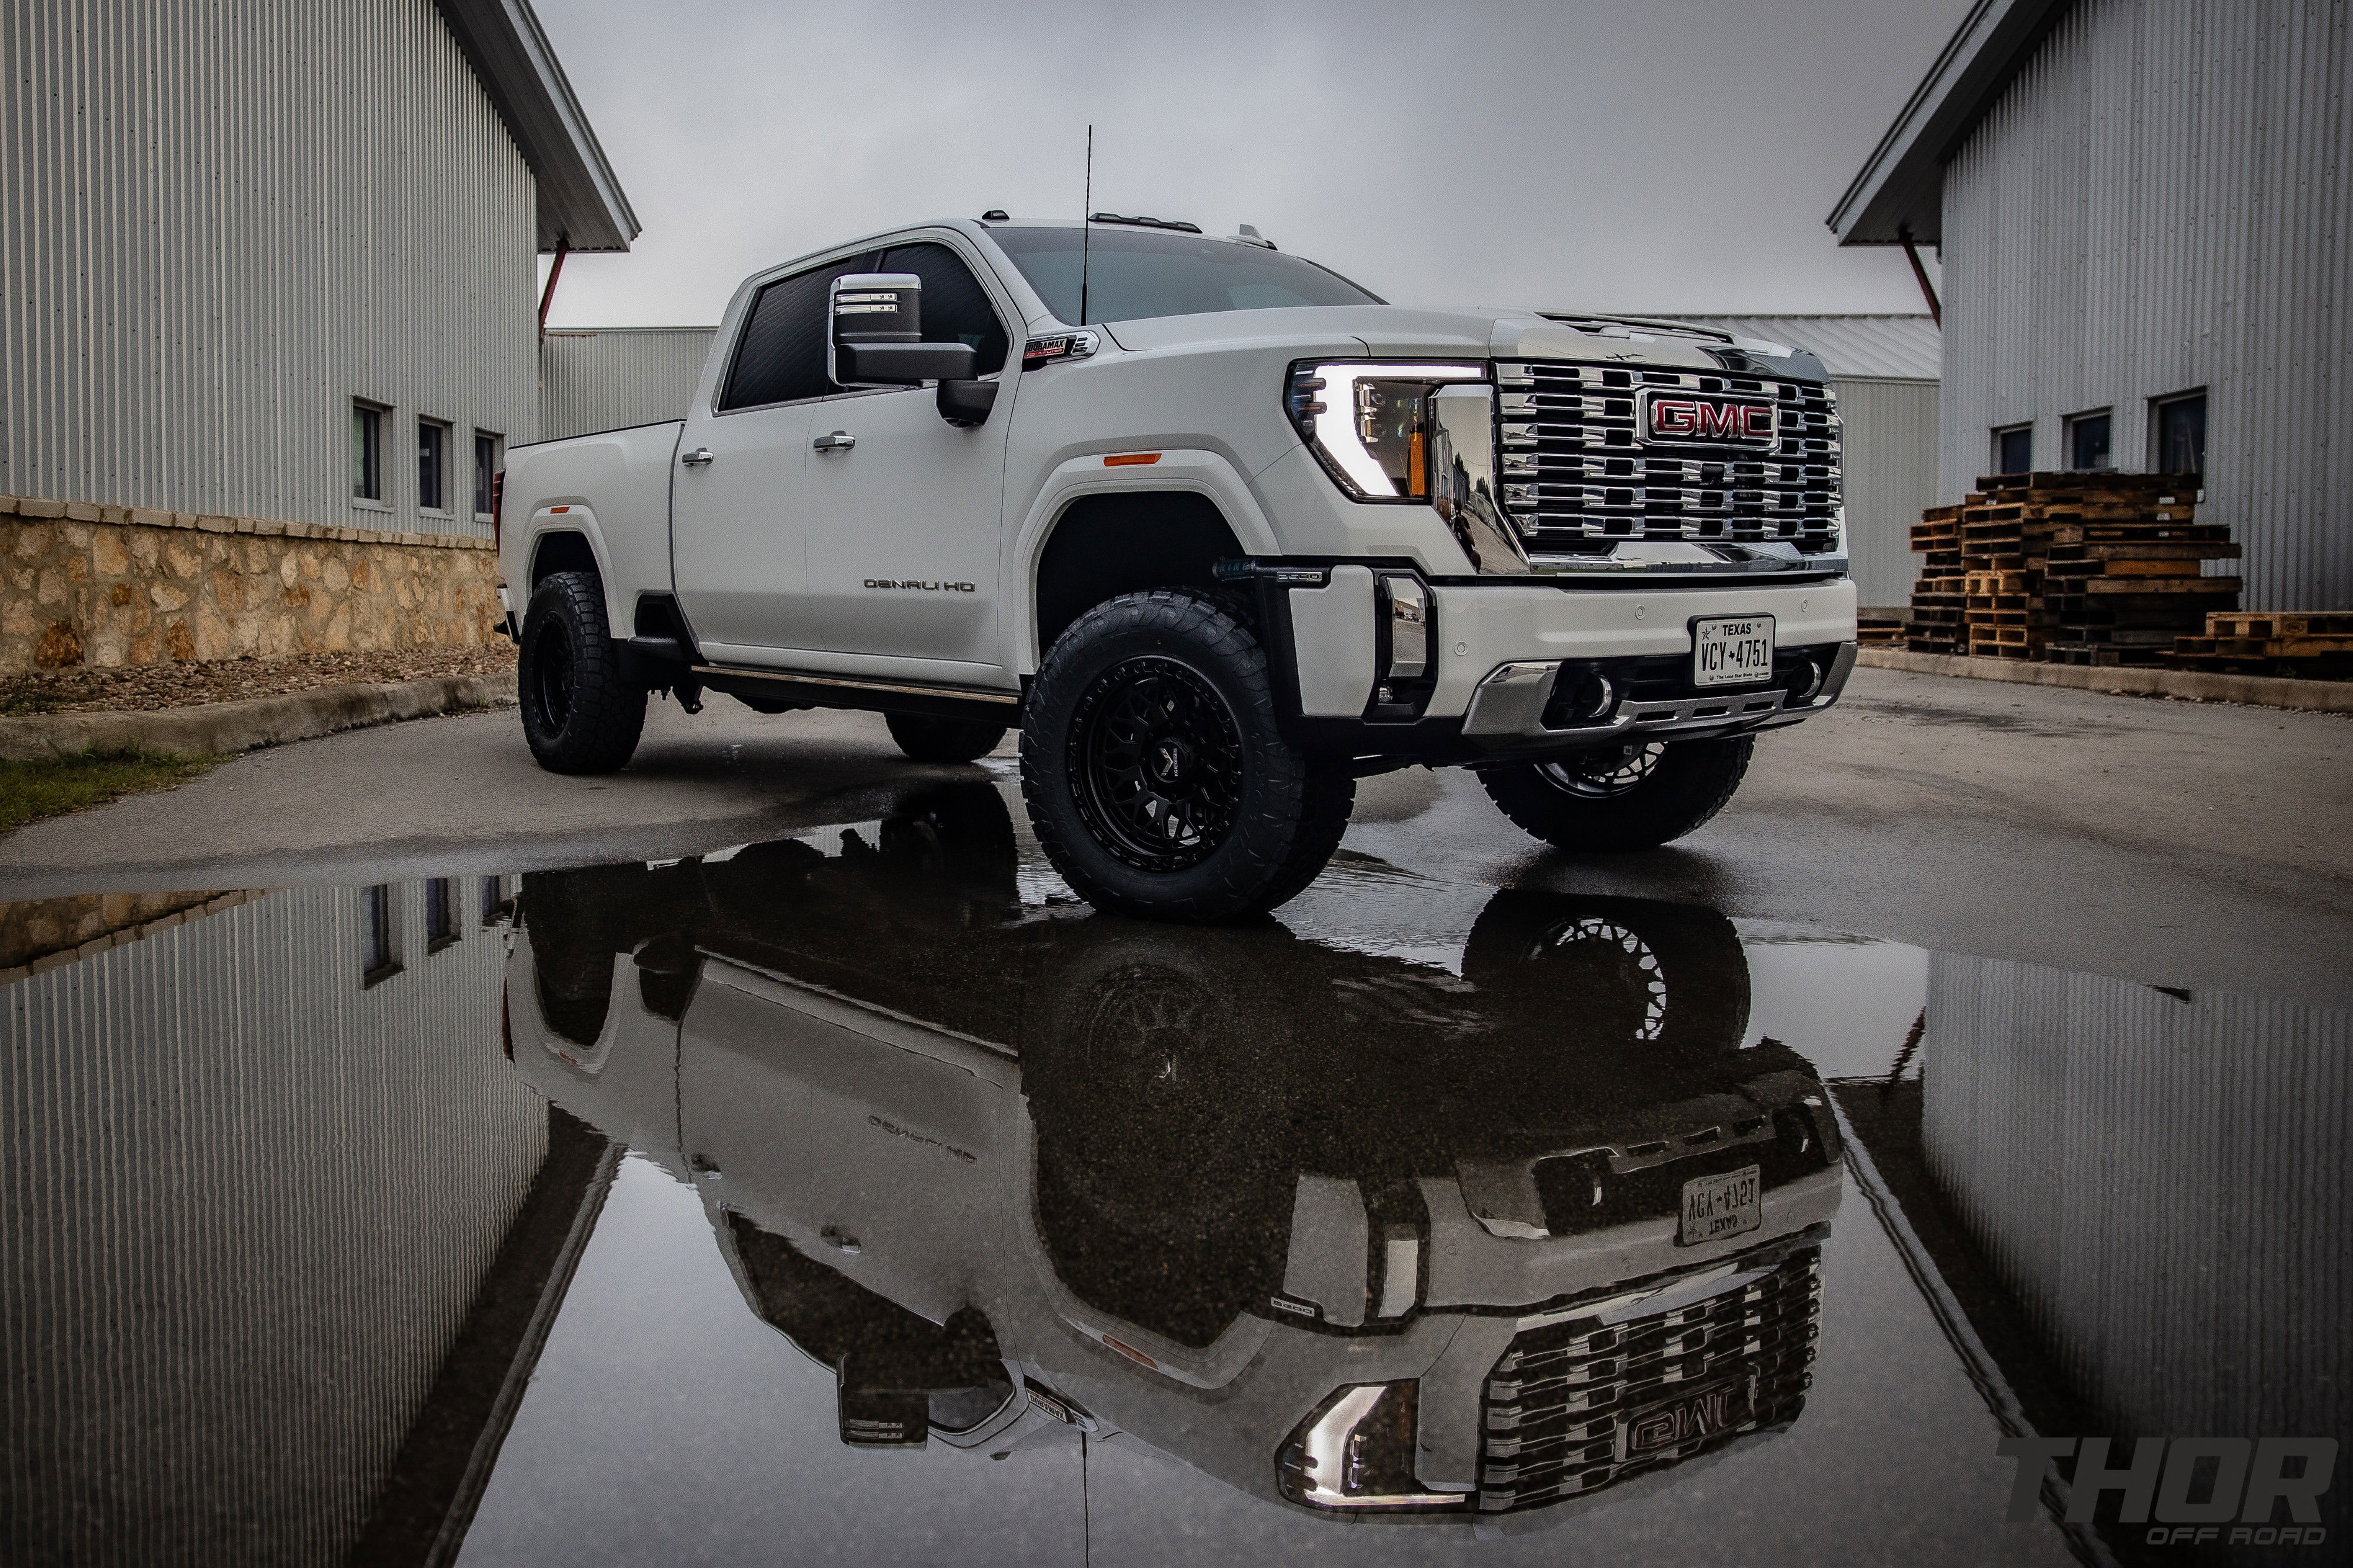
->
(1078, 124), (1094, 327)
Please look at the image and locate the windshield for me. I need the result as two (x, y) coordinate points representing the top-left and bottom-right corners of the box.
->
(991, 226), (1382, 325)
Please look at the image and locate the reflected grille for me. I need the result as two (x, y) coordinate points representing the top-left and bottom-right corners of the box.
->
(1475, 1242), (1822, 1513)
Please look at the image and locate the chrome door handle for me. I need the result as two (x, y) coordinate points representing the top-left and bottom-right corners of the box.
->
(680, 446), (714, 466)
(812, 431), (855, 453)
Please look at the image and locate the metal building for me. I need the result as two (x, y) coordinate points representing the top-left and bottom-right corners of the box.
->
(539, 325), (717, 442)
(1653, 316), (1941, 611)
(1829, 0), (2353, 610)
(1, 876), (615, 1566)
(0, 0), (637, 541)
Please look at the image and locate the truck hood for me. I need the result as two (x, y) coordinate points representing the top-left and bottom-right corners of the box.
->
(1097, 305), (1823, 379)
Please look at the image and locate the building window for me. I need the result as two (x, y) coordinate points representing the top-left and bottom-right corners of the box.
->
(361, 885), (402, 985)
(2153, 392), (2206, 477)
(425, 878), (459, 952)
(474, 432), (499, 518)
(352, 403), (385, 500)
(2067, 410), (2112, 472)
(480, 874), (511, 923)
(1993, 423), (2032, 475)
(418, 420), (449, 511)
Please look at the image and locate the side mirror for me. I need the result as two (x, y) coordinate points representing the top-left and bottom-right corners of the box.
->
(830, 273), (977, 386)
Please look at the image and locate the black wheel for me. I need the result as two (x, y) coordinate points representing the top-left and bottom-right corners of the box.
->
(1021, 590), (1354, 922)
(886, 712), (1007, 765)
(1480, 735), (1754, 852)
(1461, 891), (1752, 1057)
(519, 571), (645, 775)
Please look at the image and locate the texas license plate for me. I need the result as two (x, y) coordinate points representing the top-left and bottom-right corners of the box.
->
(1678, 1164), (1762, 1246)
(1692, 616), (1775, 688)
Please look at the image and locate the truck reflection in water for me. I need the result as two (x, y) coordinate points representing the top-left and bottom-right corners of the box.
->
(506, 782), (1842, 1534)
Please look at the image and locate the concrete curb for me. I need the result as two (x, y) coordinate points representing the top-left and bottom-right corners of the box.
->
(1857, 647), (2353, 715)
(0, 672), (518, 760)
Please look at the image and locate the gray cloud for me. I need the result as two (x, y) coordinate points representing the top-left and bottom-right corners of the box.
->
(535, 0), (1963, 327)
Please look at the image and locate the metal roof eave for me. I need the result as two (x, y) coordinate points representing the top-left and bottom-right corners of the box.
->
(434, 0), (640, 253)
(1826, 0), (2075, 248)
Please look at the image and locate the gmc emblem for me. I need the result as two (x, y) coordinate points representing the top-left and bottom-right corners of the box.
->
(1643, 392), (1775, 446)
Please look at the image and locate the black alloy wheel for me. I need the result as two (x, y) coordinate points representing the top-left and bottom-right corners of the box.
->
(1479, 735), (1755, 853)
(518, 570), (647, 775)
(1021, 590), (1354, 922)
(1071, 656), (1245, 872)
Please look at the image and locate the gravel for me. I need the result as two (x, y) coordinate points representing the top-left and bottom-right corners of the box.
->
(1, 645), (517, 716)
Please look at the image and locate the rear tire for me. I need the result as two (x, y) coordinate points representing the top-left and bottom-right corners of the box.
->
(1021, 590), (1355, 922)
(886, 712), (1007, 765)
(1480, 736), (1752, 852)
(518, 571), (646, 775)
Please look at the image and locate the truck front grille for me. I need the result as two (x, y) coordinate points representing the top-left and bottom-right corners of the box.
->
(1475, 1239), (1823, 1513)
(1496, 362), (1842, 555)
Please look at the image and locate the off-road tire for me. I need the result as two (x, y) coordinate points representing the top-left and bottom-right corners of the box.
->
(886, 712), (1007, 765)
(1022, 590), (1355, 922)
(519, 571), (646, 775)
(1481, 736), (1754, 853)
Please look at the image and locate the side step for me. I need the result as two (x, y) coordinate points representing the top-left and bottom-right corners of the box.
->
(689, 663), (1021, 723)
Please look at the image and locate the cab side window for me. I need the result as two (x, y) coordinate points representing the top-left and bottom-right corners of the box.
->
(719, 255), (874, 411)
(878, 243), (1009, 376)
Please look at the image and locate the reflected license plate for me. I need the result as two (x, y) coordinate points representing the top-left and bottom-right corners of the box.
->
(1692, 616), (1775, 688)
(1678, 1163), (1762, 1246)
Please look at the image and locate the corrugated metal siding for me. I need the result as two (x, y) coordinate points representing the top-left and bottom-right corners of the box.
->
(0, 0), (542, 539)
(1938, 0), (2353, 608)
(0, 877), (546, 1567)
(1657, 315), (1944, 381)
(1919, 953), (2351, 1450)
(538, 327), (716, 442)
(1831, 376), (1941, 608)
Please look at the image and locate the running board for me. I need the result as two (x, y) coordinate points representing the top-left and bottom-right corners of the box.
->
(689, 663), (1021, 722)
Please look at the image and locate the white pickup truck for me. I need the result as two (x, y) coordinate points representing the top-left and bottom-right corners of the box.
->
(498, 215), (1857, 918)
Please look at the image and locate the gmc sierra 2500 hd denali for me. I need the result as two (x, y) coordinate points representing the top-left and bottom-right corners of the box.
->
(499, 216), (1858, 918)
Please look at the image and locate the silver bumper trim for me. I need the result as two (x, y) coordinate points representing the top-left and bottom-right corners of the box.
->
(1459, 640), (1857, 748)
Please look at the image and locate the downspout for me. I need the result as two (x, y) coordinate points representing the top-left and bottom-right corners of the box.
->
(536, 236), (571, 340)
(1898, 225), (1941, 328)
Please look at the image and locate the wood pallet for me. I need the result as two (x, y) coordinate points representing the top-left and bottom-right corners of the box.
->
(1857, 616), (1906, 646)
(2169, 610), (2353, 678)
(1907, 473), (2233, 665)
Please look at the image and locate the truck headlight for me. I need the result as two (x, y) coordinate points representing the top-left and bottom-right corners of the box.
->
(1275, 1381), (1467, 1511)
(1288, 363), (1486, 502)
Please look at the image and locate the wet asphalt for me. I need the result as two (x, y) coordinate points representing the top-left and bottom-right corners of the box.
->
(1, 669), (2347, 1566)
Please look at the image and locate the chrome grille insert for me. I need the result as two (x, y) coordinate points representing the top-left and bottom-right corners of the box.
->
(1492, 361), (1843, 553)
(1475, 1242), (1823, 1513)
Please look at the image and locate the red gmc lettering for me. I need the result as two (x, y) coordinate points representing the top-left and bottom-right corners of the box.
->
(1649, 397), (1770, 441)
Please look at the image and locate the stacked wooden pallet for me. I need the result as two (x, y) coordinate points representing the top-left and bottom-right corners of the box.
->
(1904, 473), (2232, 665)
(1904, 505), (1966, 653)
(1857, 615), (1907, 646)
(2171, 612), (2353, 679)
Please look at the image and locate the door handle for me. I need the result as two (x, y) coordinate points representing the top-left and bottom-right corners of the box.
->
(812, 431), (855, 453)
(680, 446), (714, 467)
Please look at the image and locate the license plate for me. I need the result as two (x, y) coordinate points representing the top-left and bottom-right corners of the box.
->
(1618, 1376), (1756, 1460)
(1692, 616), (1775, 688)
(1677, 1164), (1762, 1246)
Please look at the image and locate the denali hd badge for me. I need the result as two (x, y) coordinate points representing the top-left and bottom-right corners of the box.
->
(1642, 391), (1774, 446)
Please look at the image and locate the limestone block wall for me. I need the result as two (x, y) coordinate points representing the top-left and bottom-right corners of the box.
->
(0, 496), (504, 672)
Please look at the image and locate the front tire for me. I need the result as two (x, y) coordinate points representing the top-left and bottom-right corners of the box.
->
(1480, 736), (1753, 852)
(886, 712), (1006, 765)
(1021, 590), (1354, 922)
(518, 571), (646, 775)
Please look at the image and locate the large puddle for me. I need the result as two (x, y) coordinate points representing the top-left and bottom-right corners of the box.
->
(3, 778), (2344, 1566)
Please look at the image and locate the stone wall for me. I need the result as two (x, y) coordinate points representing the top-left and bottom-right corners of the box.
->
(0, 495), (504, 672)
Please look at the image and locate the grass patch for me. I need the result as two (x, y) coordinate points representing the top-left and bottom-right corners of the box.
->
(0, 748), (219, 833)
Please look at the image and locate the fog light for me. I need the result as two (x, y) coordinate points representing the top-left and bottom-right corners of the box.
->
(1542, 666), (1618, 728)
(1276, 1382), (1465, 1511)
(1787, 658), (1823, 702)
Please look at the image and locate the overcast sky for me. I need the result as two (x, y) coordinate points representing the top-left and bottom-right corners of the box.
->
(532, 0), (1969, 329)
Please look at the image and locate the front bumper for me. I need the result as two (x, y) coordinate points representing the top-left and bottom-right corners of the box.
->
(1268, 567), (1858, 762)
